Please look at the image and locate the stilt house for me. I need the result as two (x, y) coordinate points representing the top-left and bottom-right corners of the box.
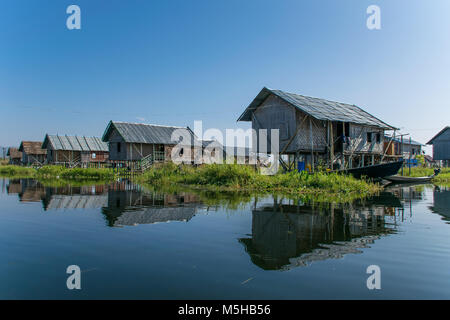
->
(237, 87), (396, 170)
(427, 126), (450, 167)
(42, 134), (109, 166)
(102, 121), (199, 168)
(18, 141), (47, 165)
(7, 148), (22, 165)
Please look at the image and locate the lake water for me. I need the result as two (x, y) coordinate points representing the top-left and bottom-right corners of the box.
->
(1, 178), (449, 299)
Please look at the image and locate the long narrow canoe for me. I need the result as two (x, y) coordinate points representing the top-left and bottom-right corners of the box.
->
(337, 160), (403, 179)
(385, 168), (440, 184)
(384, 175), (433, 183)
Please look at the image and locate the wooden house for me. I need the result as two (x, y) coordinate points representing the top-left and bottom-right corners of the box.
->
(237, 87), (396, 170)
(18, 141), (47, 165)
(383, 135), (423, 159)
(42, 134), (109, 167)
(7, 147), (22, 165)
(102, 121), (199, 166)
(427, 126), (450, 167)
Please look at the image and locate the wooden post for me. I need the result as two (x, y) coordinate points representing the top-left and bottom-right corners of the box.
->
(401, 135), (404, 176)
(329, 121), (334, 170)
(310, 118), (314, 172)
(409, 137), (412, 176)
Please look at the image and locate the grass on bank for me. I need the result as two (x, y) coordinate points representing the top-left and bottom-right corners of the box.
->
(138, 163), (382, 201)
(0, 165), (115, 181)
(399, 166), (450, 183)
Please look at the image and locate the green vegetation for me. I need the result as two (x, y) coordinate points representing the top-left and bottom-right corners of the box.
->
(36, 166), (115, 180)
(138, 163), (382, 202)
(0, 164), (115, 181)
(0, 165), (36, 177)
(400, 166), (450, 183)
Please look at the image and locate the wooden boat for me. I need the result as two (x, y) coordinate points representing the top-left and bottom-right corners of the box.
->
(337, 160), (403, 179)
(384, 168), (440, 184)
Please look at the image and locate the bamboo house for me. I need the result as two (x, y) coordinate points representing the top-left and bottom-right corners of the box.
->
(18, 141), (47, 165)
(237, 87), (397, 171)
(42, 134), (109, 167)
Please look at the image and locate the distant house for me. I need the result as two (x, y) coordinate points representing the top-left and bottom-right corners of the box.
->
(383, 135), (423, 159)
(201, 139), (270, 165)
(424, 155), (437, 167)
(18, 141), (46, 165)
(427, 126), (450, 167)
(7, 147), (22, 165)
(102, 121), (199, 165)
(237, 87), (396, 170)
(42, 134), (109, 166)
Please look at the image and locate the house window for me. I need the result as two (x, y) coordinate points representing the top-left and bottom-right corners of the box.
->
(367, 132), (372, 143)
(412, 148), (415, 155)
(344, 123), (350, 137)
(376, 133), (381, 143)
(279, 123), (289, 140)
(92, 153), (96, 159)
(117, 142), (121, 153)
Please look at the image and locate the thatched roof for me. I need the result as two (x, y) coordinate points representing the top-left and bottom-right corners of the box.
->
(7, 147), (22, 159)
(18, 141), (46, 155)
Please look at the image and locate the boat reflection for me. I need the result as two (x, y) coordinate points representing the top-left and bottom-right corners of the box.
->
(239, 194), (403, 270)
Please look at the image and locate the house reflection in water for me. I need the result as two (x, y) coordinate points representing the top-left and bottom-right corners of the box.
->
(7, 179), (46, 203)
(239, 194), (402, 271)
(430, 186), (450, 223)
(101, 184), (201, 227)
(5, 179), (202, 227)
(43, 187), (108, 210)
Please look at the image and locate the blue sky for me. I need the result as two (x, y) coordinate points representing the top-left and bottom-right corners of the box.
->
(1, 0), (449, 153)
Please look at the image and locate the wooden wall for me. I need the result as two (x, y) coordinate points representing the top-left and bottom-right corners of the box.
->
(432, 129), (450, 160)
(250, 93), (385, 156)
(345, 124), (384, 155)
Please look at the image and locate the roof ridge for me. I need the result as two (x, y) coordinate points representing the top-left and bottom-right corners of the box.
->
(47, 134), (102, 139)
(112, 121), (188, 129)
(427, 126), (450, 144)
(272, 88), (356, 107)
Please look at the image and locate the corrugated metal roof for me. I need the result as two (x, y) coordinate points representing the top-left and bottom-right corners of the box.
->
(237, 87), (395, 130)
(113, 207), (196, 226)
(102, 121), (198, 145)
(427, 126), (450, 145)
(384, 136), (423, 146)
(46, 195), (108, 210)
(43, 135), (108, 152)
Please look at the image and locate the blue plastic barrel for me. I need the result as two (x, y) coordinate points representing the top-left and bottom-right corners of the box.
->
(297, 161), (305, 172)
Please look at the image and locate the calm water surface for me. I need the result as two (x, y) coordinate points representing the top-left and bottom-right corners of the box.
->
(0, 178), (449, 299)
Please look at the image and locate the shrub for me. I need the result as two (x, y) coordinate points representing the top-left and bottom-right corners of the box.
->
(140, 163), (381, 199)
